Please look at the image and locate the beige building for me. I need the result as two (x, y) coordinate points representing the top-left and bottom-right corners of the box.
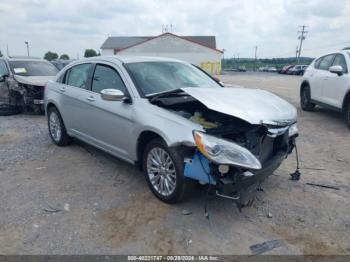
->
(101, 33), (223, 75)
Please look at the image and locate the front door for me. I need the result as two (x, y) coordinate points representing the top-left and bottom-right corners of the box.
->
(70, 62), (135, 161)
(312, 54), (335, 103)
(324, 54), (350, 108)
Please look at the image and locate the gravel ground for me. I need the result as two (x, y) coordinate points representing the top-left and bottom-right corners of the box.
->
(0, 72), (349, 255)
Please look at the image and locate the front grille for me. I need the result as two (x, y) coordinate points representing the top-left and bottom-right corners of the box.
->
(258, 132), (289, 164)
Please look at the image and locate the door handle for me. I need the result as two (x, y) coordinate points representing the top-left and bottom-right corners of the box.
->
(59, 87), (66, 92)
(86, 95), (95, 102)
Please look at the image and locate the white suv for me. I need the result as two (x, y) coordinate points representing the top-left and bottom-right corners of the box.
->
(300, 50), (350, 127)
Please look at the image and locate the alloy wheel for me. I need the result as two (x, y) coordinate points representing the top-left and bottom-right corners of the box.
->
(146, 147), (177, 196)
(49, 111), (62, 142)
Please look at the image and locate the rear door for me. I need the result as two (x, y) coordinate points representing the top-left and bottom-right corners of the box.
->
(325, 53), (350, 108)
(312, 54), (335, 103)
(58, 63), (94, 135)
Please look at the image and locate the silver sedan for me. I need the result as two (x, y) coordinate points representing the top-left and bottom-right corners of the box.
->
(45, 56), (298, 206)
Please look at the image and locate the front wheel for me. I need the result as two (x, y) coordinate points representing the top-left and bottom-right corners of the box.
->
(143, 138), (194, 203)
(300, 87), (315, 111)
(345, 100), (350, 128)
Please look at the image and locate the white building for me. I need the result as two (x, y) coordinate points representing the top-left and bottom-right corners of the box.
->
(101, 33), (223, 75)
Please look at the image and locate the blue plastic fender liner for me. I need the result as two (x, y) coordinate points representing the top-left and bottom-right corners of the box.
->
(184, 152), (216, 185)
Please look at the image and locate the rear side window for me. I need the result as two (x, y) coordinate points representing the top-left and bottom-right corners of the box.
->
(332, 54), (348, 73)
(91, 64), (126, 94)
(0, 60), (9, 76)
(318, 55), (335, 70)
(65, 63), (92, 89)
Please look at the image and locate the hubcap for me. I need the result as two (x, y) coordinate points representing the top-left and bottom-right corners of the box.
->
(49, 112), (62, 142)
(147, 147), (176, 196)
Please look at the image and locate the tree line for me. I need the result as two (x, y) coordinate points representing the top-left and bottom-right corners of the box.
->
(43, 49), (100, 61)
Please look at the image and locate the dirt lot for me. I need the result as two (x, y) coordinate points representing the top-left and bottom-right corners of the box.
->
(0, 72), (349, 255)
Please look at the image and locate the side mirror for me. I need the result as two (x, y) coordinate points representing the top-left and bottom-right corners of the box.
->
(100, 89), (125, 101)
(329, 65), (343, 76)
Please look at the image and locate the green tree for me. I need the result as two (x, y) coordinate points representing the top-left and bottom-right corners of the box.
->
(0, 50), (3, 57)
(44, 51), (58, 61)
(343, 47), (350, 50)
(59, 54), (70, 60)
(84, 49), (98, 57)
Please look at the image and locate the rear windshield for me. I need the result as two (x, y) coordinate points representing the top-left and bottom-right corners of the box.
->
(9, 61), (58, 76)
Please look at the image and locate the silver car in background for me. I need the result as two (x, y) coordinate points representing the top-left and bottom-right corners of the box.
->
(45, 56), (298, 206)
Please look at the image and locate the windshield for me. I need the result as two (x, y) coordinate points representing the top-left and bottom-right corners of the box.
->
(9, 60), (58, 76)
(124, 61), (220, 96)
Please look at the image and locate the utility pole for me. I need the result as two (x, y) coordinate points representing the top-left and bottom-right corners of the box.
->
(24, 41), (29, 56)
(295, 45), (299, 63)
(6, 44), (9, 57)
(254, 46), (258, 71)
(297, 25), (308, 64)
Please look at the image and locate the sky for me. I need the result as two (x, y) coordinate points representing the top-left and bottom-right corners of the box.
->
(0, 0), (350, 59)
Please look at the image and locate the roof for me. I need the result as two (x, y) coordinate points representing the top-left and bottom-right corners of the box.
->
(5, 56), (43, 61)
(101, 33), (219, 52)
(73, 55), (186, 65)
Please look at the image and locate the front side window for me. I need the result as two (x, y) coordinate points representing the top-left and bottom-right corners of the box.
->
(332, 54), (348, 73)
(8, 60), (58, 76)
(91, 64), (126, 94)
(0, 61), (9, 76)
(318, 55), (335, 70)
(65, 63), (92, 89)
(124, 62), (220, 96)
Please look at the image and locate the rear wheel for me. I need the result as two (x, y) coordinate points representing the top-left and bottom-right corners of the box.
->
(143, 138), (194, 203)
(47, 106), (71, 146)
(300, 86), (315, 111)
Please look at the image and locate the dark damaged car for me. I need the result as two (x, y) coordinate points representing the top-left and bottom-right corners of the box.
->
(0, 57), (58, 114)
(44, 56), (298, 207)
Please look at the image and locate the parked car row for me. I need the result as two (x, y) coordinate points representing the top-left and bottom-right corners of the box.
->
(279, 64), (308, 75)
(258, 66), (277, 72)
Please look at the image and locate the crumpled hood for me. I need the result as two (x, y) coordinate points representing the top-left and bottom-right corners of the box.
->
(14, 75), (55, 87)
(181, 87), (297, 125)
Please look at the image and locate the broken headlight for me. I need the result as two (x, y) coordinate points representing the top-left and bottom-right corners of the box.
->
(193, 131), (262, 170)
(288, 123), (298, 137)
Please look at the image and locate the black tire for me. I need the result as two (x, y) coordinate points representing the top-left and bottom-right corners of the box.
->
(0, 104), (21, 116)
(300, 86), (315, 111)
(142, 138), (194, 203)
(345, 100), (350, 128)
(47, 106), (71, 146)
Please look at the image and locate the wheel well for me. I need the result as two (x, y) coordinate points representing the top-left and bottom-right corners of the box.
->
(342, 91), (350, 112)
(136, 131), (164, 169)
(300, 81), (310, 96)
(46, 102), (56, 112)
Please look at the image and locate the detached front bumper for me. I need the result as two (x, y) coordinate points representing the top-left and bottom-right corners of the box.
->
(184, 134), (297, 203)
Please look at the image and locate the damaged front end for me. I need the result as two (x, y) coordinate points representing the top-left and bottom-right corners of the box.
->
(7, 75), (50, 113)
(150, 88), (298, 208)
